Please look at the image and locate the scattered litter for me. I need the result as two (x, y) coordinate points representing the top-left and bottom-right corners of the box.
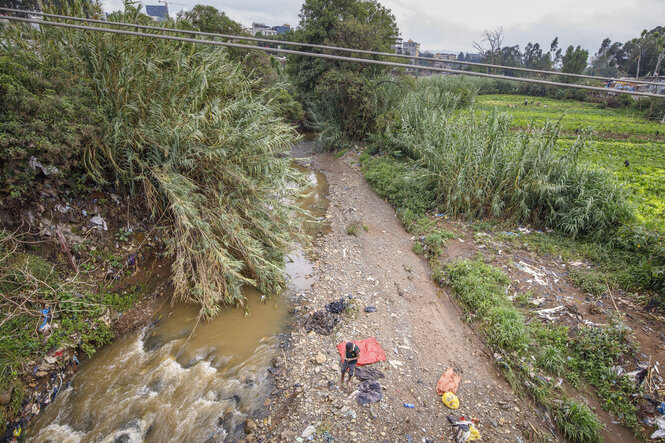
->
(355, 367), (384, 381)
(536, 305), (567, 321)
(356, 380), (383, 405)
(301, 425), (316, 438)
(658, 402), (665, 415)
(530, 297), (546, 306)
(442, 392), (460, 409)
(364, 306), (377, 313)
(29, 156), (59, 176)
(38, 308), (51, 333)
(54, 204), (71, 214)
(403, 403), (415, 408)
(325, 297), (346, 314)
(652, 416), (665, 439)
(304, 310), (339, 335)
(515, 261), (549, 286)
(569, 261), (584, 267)
(90, 215), (108, 231)
(437, 367), (461, 395)
(447, 415), (480, 442)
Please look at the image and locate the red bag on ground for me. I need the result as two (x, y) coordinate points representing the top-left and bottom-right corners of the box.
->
(337, 337), (387, 366)
(436, 367), (461, 395)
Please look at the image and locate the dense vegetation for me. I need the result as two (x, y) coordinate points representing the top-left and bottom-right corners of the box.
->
(0, 2), (306, 426)
(286, 0), (400, 146)
(1, 4), (305, 317)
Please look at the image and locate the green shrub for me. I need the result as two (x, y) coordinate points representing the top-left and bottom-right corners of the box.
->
(361, 155), (436, 214)
(555, 398), (604, 443)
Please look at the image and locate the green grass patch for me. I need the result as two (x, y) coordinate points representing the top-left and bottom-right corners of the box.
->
(477, 94), (665, 138)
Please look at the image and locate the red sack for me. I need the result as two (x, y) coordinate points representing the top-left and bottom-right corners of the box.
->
(337, 337), (387, 366)
(436, 367), (461, 395)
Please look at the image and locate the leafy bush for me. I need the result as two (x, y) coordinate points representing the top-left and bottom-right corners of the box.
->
(2, 6), (305, 317)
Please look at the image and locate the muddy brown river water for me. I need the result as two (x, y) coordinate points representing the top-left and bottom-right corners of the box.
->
(26, 157), (328, 442)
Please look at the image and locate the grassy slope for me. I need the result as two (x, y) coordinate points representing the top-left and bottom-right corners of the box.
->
(476, 94), (665, 233)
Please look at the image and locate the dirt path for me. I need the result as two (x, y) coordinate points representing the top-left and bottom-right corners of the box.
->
(265, 150), (549, 442)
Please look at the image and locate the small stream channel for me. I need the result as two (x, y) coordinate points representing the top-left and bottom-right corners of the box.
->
(27, 148), (328, 442)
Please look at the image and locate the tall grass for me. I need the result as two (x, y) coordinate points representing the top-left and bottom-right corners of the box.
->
(371, 76), (633, 239)
(2, 4), (304, 317)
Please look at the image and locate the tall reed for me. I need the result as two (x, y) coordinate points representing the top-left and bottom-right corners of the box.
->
(2, 3), (304, 317)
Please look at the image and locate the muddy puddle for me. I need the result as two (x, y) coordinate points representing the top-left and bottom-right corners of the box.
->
(26, 152), (329, 442)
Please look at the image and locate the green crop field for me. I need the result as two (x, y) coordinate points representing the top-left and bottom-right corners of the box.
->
(477, 94), (665, 232)
(477, 94), (665, 139)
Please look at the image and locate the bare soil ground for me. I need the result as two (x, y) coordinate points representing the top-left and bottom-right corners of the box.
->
(265, 150), (552, 442)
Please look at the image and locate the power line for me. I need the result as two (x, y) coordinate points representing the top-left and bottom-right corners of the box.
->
(2, 14), (665, 99)
(2, 6), (663, 88)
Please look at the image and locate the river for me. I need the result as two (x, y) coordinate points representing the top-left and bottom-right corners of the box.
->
(26, 155), (328, 442)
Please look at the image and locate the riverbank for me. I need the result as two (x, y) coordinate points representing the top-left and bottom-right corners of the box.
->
(0, 188), (171, 440)
(263, 147), (551, 442)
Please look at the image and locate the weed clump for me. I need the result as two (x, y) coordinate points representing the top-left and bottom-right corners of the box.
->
(555, 398), (604, 443)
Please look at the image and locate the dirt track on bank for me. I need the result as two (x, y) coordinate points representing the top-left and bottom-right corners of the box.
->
(265, 148), (550, 442)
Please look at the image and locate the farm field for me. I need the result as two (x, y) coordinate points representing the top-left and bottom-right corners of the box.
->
(477, 94), (665, 232)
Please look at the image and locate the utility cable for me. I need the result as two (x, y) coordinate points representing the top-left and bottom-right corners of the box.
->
(2, 15), (665, 98)
(1, 6), (663, 88)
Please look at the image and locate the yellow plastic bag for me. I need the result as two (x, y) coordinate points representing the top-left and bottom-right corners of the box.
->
(441, 392), (459, 409)
(468, 424), (480, 440)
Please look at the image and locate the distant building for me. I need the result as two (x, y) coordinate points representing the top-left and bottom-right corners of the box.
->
(274, 24), (291, 34)
(252, 23), (277, 36)
(402, 40), (420, 57)
(392, 37), (404, 54)
(145, 5), (168, 21)
(434, 53), (457, 61)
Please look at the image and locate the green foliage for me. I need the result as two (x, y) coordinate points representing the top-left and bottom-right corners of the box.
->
(561, 45), (589, 75)
(176, 5), (242, 34)
(288, 0), (399, 146)
(537, 345), (566, 376)
(0, 53), (102, 198)
(2, 7), (305, 317)
(347, 223), (359, 236)
(568, 269), (608, 297)
(102, 287), (139, 312)
(361, 155), (436, 214)
(569, 322), (641, 434)
(422, 229), (457, 259)
(555, 399), (604, 443)
(372, 78), (633, 239)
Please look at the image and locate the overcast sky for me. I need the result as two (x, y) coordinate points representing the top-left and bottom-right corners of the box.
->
(101, 0), (665, 54)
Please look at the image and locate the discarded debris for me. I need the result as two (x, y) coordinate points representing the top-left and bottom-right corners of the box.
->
(437, 367), (461, 395)
(29, 156), (59, 176)
(325, 297), (346, 314)
(364, 306), (377, 313)
(356, 380), (383, 405)
(447, 415), (481, 442)
(651, 416), (665, 439)
(355, 366), (384, 381)
(90, 215), (108, 231)
(536, 305), (567, 321)
(442, 392), (460, 409)
(304, 310), (339, 335)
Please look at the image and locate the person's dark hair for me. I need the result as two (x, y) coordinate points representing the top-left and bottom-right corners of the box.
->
(346, 342), (354, 352)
